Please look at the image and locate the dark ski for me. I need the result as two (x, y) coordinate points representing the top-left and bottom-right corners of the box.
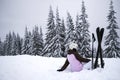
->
(94, 27), (105, 69)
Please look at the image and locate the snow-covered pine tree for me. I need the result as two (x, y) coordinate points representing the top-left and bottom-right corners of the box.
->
(4, 32), (13, 55)
(31, 26), (44, 56)
(61, 19), (66, 57)
(64, 12), (76, 57)
(42, 6), (56, 57)
(79, 1), (91, 57)
(3, 35), (8, 56)
(22, 27), (32, 55)
(28, 31), (32, 55)
(75, 14), (83, 54)
(16, 34), (23, 55)
(39, 27), (44, 56)
(0, 38), (4, 56)
(104, 1), (120, 58)
(11, 32), (17, 55)
(50, 7), (64, 57)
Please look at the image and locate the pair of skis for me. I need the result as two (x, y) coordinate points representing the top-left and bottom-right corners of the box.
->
(91, 27), (105, 69)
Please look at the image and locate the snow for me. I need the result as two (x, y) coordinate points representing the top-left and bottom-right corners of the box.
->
(0, 55), (120, 80)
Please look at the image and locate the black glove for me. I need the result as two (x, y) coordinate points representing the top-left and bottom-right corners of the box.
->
(57, 69), (63, 72)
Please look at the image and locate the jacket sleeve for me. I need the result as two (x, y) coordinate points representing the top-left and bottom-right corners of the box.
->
(75, 53), (91, 63)
(57, 59), (69, 71)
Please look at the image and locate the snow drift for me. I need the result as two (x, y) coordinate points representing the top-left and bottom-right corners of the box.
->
(0, 55), (120, 80)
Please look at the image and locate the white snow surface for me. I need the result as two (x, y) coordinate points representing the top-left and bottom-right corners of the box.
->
(0, 55), (120, 80)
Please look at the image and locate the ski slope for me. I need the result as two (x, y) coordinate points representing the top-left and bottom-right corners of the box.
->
(0, 55), (120, 80)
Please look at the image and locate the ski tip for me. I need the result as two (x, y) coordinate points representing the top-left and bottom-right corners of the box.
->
(96, 27), (100, 30)
(101, 28), (105, 32)
(92, 33), (96, 42)
(96, 27), (100, 32)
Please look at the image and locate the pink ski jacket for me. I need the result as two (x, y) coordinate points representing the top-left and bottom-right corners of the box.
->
(67, 54), (83, 72)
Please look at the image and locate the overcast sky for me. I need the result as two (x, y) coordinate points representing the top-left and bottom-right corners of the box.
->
(0, 0), (120, 41)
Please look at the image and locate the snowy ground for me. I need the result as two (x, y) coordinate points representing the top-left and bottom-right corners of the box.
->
(0, 55), (120, 80)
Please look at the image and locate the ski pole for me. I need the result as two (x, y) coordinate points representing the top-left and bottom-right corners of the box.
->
(92, 33), (96, 69)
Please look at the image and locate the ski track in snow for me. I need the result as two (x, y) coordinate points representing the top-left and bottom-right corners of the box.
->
(0, 55), (120, 80)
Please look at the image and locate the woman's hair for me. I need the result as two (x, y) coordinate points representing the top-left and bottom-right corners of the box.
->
(72, 48), (77, 52)
(68, 48), (77, 54)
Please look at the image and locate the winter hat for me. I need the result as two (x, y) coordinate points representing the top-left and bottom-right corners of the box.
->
(69, 42), (78, 50)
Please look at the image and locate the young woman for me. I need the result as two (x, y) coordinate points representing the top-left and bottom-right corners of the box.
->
(57, 43), (91, 72)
